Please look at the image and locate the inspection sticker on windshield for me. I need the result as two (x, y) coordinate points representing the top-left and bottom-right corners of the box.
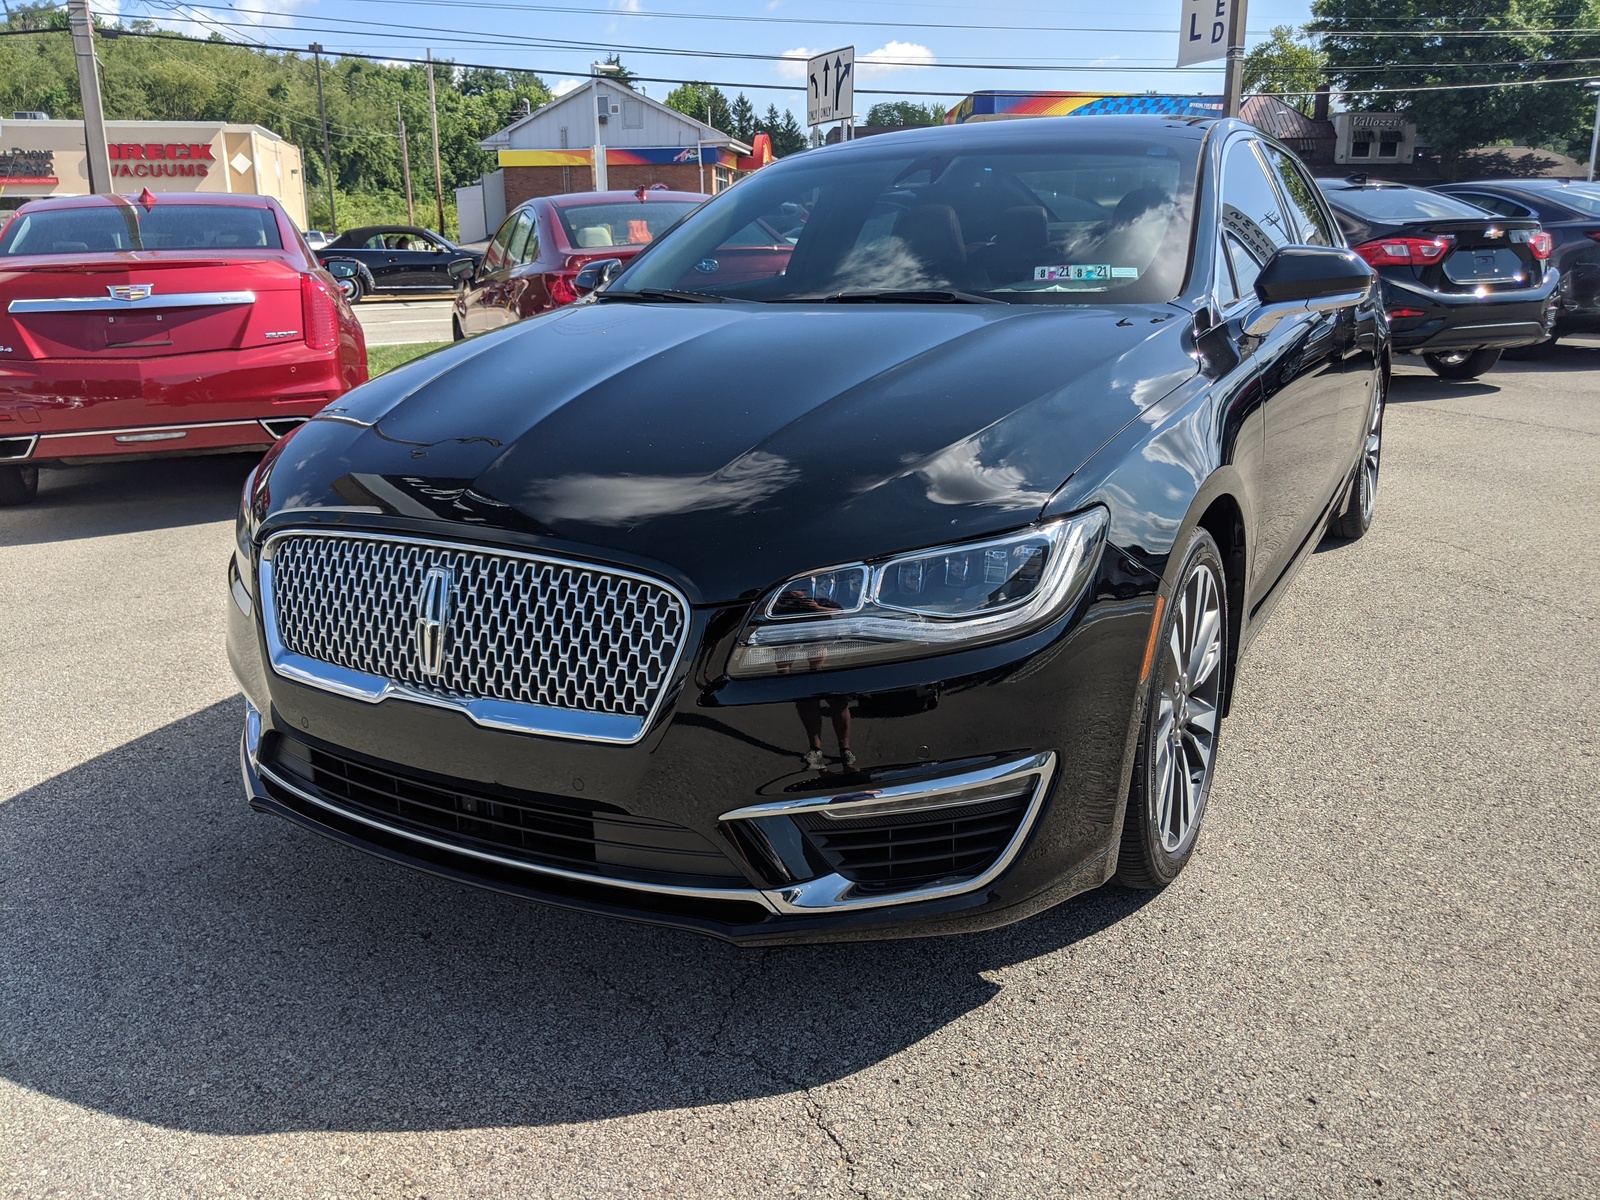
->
(1034, 264), (1140, 282)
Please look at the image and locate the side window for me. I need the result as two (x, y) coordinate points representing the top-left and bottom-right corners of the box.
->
(519, 213), (541, 264)
(1453, 191), (1532, 218)
(505, 212), (535, 263)
(1262, 146), (1334, 246)
(1215, 232), (1240, 305)
(1224, 235), (1263, 296)
(1220, 140), (1290, 286)
(482, 213), (517, 274)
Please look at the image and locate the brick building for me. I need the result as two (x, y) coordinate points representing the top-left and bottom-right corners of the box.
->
(457, 79), (750, 243)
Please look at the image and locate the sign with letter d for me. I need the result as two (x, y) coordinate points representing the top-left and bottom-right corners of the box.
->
(1177, 0), (1233, 68)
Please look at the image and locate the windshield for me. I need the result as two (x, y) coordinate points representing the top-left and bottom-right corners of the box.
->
(556, 200), (703, 249)
(0, 204), (283, 255)
(611, 136), (1200, 303)
(1321, 185), (1491, 223)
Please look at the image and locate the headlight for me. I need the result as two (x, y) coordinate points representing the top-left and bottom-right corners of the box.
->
(234, 462), (263, 590)
(727, 508), (1108, 678)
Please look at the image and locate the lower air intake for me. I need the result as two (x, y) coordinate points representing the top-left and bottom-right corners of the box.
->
(796, 792), (1033, 891)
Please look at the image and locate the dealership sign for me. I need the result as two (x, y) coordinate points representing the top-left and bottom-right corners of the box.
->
(0, 147), (58, 187)
(109, 142), (217, 178)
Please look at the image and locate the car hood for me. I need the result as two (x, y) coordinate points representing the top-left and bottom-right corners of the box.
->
(263, 300), (1197, 604)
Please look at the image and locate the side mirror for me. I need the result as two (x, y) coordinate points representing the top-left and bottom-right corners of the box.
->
(448, 258), (476, 284)
(1244, 246), (1374, 337)
(324, 260), (359, 280)
(573, 257), (624, 297)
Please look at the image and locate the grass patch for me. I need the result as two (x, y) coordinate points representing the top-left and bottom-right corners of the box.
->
(368, 341), (452, 377)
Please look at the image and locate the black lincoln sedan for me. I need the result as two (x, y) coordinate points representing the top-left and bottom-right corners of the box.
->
(315, 225), (481, 301)
(229, 116), (1387, 944)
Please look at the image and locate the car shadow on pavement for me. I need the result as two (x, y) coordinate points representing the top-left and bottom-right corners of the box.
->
(1385, 374), (1500, 405)
(0, 454), (259, 548)
(0, 699), (1150, 1135)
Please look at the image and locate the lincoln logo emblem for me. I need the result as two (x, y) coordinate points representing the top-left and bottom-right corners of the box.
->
(416, 567), (453, 676)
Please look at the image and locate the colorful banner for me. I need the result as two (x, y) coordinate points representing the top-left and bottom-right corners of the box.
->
(500, 146), (736, 168)
(945, 92), (1224, 125)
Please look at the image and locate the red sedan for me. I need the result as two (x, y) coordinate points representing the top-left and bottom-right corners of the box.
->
(453, 189), (714, 338)
(0, 191), (366, 505)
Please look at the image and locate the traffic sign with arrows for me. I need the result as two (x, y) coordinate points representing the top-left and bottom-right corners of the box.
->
(806, 45), (855, 128)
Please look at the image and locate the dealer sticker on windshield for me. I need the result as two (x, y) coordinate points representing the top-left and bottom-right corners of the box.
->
(1034, 264), (1141, 282)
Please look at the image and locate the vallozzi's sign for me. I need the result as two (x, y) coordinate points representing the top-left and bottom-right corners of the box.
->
(109, 142), (217, 178)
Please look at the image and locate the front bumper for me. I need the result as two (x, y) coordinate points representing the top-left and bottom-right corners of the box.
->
(1379, 270), (1559, 353)
(227, 551), (1150, 945)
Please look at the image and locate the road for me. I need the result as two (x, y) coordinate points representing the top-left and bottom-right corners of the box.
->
(353, 296), (455, 346)
(2, 347), (1597, 1198)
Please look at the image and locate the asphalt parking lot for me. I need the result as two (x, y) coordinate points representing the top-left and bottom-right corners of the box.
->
(353, 296), (455, 346)
(2, 345), (1597, 1198)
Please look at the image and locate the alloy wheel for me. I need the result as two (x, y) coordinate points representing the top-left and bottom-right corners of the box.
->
(1152, 561), (1224, 852)
(1360, 375), (1385, 525)
(336, 277), (359, 302)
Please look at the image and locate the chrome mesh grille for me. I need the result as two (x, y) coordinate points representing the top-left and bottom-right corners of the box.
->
(266, 534), (687, 719)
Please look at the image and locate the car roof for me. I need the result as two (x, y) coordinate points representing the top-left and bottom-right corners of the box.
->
(1443, 178), (1589, 191)
(1315, 176), (1418, 191)
(12, 191), (278, 212)
(337, 225), (442, 241)
(819, 113), (1219, 156)
(539, 190), (709, 208)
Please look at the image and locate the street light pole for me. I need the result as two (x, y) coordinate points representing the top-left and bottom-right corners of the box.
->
(397, 103), (415, 225)
(426, 49), (447, 237)
(1222, 0), (1249, 119)
(590, 60), (621, 193)
(310, 43), (336, 233)
(1587, 82), (1600, 184)
(67, 0), (113, 194)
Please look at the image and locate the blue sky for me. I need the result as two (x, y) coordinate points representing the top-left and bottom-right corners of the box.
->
(102, 0), (1319, 121)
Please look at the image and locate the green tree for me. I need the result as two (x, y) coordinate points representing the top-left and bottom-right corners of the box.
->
(729, 92), (758, 143)
(865, 100), (947, 127)
(1242, 25), (1326, 116)
(0, 23), (551, 237)
(776, 108), (807, 156)
(600, 53), (638, 90)
(662, 81), (731, 131)
(1310, 0), (1600, 179)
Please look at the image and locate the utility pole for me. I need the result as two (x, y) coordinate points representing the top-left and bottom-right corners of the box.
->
(1222, 0), (1248, 119)
(426, 49), (446, 237)
(397, 103), (415, 224)
(310, 44), (337, 233)
(590, 60), (621, 193)
(1587, 82), (1600, 184)
(67, 0), (113, 194)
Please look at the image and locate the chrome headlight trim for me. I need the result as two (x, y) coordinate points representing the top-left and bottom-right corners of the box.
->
(728, 508), (1108, 678)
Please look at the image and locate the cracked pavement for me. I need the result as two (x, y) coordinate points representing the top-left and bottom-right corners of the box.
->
(2, 346), (1598, 1198)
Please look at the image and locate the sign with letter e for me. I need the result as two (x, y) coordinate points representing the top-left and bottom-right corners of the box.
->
(806, 46), (855, 127)
(1177, 0), (1233, 68)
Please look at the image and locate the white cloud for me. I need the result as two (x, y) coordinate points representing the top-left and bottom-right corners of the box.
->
(776, 41), (936, 82)
(551, 78), (584, 97)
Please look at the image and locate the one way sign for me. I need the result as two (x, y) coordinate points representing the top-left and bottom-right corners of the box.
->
(806, 45), (854, 128)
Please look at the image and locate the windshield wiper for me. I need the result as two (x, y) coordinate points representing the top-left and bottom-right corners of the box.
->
(596, 288), (728, 303)
(781, 289), (1005, 305)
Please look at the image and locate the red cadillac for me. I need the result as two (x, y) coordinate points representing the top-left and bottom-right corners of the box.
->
(0, 191), (367, 505)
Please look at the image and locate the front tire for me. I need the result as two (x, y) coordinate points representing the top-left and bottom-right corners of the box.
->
(1328, 371), (1386, 541)
(1423, 347), (1500, 380)
(0, 464), (40, 506)
(1115, 529), (1229, 890)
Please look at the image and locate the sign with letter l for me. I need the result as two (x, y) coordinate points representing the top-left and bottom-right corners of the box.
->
(1177, 0), (1233, 68)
